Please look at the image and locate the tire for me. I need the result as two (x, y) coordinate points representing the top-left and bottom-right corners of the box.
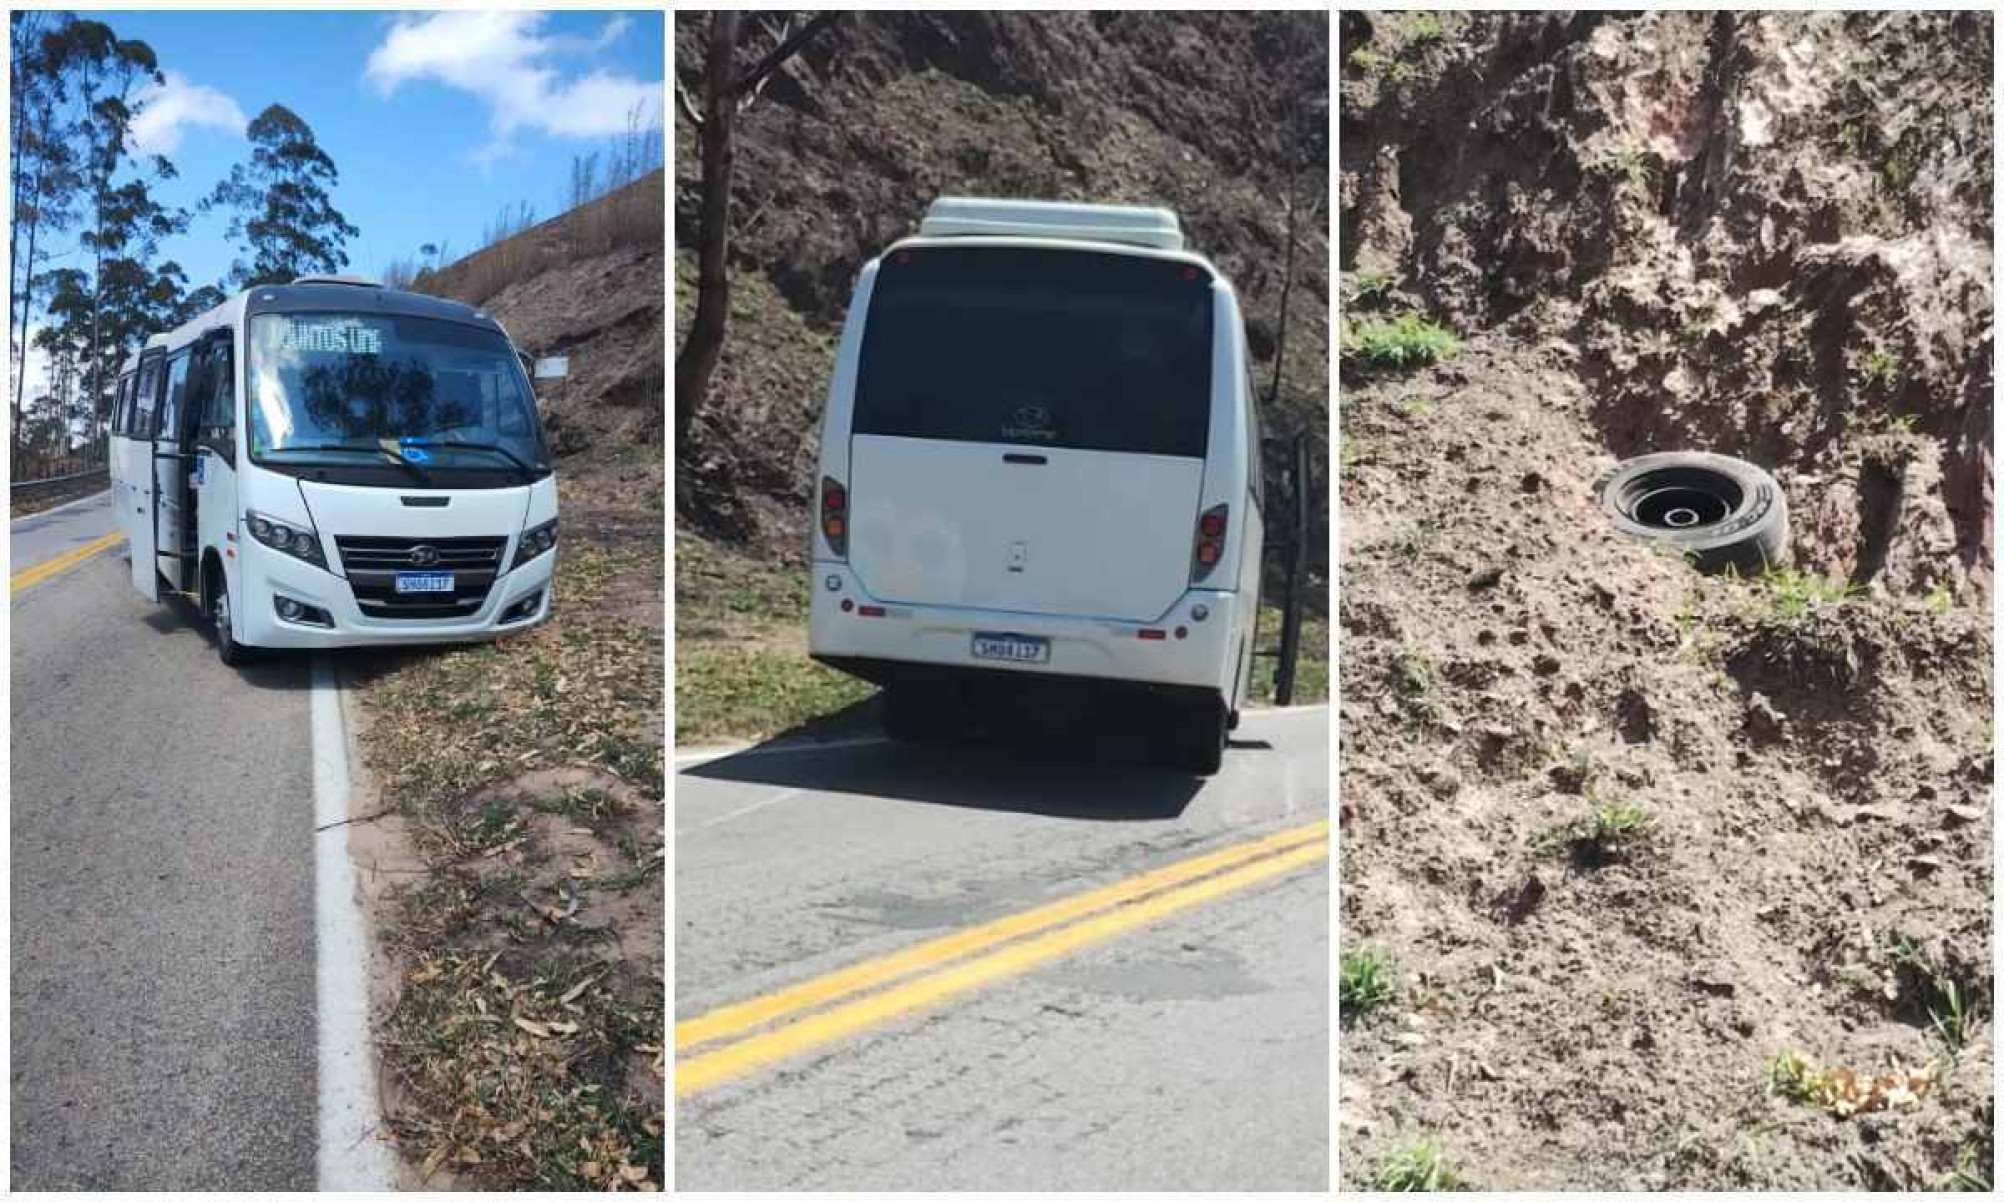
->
(1168, 695), (1228, 775)
(211, 573), (249, 667)
(1594, 451), (1789, 575)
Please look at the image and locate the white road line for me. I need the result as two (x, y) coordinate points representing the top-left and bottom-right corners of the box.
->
(1244, 702), (1330, 718)
(9, 486), (111, 524)
(674, 734), (891, 768)
(675, 786), (808, 836)
(311, 657), (396, 1190)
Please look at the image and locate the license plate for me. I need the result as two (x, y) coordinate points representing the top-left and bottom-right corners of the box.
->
(395, 571), (455, 594)
(971, 632), (1050, 664)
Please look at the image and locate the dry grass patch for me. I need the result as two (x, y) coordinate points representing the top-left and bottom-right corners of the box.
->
(357, 532), (664, 1190)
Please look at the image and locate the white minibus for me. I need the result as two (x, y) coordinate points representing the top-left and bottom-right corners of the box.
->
(809, 198), (1266, 774)
(108, 276), (560, 666)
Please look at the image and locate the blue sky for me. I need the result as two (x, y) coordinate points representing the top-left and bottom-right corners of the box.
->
(55, 8), (664, 292)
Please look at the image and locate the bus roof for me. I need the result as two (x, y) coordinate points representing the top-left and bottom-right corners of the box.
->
(918, 197), (1185, 252)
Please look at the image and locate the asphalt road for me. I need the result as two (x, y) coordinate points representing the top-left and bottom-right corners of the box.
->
(10, 492), (318, 1190)
(675, 706), (1330, 1190)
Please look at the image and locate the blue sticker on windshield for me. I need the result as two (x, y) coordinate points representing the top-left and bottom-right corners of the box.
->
(400, 445), (432, 464)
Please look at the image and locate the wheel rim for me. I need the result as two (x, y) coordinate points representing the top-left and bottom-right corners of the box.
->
(216, 590), (232, 645)
(1615, 466), (1743, 531)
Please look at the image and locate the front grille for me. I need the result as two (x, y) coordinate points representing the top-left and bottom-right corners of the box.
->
(335, 534), (508, 620)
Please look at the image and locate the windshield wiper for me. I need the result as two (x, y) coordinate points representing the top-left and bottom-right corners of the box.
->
(262, 442), (435, 485)
(400, 439), (539, 481)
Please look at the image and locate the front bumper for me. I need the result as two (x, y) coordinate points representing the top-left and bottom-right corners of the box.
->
(807, 560), (1238, 697)
(234, 536), (556, 649)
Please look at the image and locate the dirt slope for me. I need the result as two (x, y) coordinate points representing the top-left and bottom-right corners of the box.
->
(674, 11), (1329, 559)
(1339, 11), (1992, 1190)
(422, 170), (665, 515)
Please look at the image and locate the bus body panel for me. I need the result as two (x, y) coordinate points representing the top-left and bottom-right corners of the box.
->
(848, 436), (1203, 623)
(811, 227), (1264, 714)
(109, 281), (558, 655)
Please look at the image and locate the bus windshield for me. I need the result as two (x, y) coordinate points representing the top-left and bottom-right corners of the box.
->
(247, 311), (548, 474)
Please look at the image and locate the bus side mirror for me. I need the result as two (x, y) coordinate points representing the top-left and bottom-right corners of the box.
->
(533, 356), (570, 381)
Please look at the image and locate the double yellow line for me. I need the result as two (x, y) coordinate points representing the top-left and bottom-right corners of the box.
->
(10, 530), (125, 595)
(677, 818), (1328, 1097)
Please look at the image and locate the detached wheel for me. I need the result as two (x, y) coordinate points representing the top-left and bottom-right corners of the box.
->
(1595, 451), (1789, 575)
(210, 573), (249, 667)
(1167, 695), (1228, 775)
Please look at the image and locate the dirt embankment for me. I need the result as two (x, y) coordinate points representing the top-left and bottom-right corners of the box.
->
(423, 170), (666, 520)
(674, 10), (1329, 560)
(1339, 11), (1992, 1190)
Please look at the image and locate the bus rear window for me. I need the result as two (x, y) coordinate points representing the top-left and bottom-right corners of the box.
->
(853, 246), (1213, 458)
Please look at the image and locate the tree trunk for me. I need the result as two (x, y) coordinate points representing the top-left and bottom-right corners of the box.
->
(13, 177), (40, 468)
(673, 11), (741, 460)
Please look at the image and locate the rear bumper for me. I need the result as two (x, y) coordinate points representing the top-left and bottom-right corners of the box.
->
(807, 560), (1238, 696)
(233, 537), (555, 649)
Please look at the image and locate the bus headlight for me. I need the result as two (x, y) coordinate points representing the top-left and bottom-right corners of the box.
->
(512, 517), (558, 569)
(246, 510), (327, 569)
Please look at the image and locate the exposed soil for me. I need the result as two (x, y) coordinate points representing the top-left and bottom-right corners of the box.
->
(1339, 11), (1993, 1190)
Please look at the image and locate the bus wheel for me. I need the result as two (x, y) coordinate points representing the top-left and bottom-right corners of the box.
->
(1170, 696), (1227, 775)
(211, 574), (249, 667)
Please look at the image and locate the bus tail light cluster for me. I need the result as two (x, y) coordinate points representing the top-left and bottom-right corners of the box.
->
(821, 475), (848, 557)
(1190, 503), (1228, 582)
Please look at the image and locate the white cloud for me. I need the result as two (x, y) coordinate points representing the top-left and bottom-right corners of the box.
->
(128, 70), (247, 156)
(363, 12), (661, 159)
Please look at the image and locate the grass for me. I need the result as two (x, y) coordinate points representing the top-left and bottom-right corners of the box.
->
(357, 533), (664, 1189)
(1250, 603), (1331, 706)
(1348, 46), (1386, 74)
(1342, 314), (1461, 373)
(676, 646), (875, 743)
(1534, 793), (1655, 860)
(1350, 271), (1397, 308)
(1938, 1143), (1993, 1191)
(1746, 566), (1857, 621)
(1369, 1136), (1461, 1191)
(1862, 348), (1901, 390)
(674, 535), (877, 743)
(1404, 14), (1446, 47)
(1767, 1048), (1827, 1104)
(1340, 947), (1397, 1019)
(1889, 936), (1983, 1058)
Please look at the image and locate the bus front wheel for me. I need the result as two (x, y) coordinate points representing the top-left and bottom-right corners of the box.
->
(209, 570), (249, 668)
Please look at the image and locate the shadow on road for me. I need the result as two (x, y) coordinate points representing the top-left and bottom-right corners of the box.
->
(145, 596), (311, 691)
(686, 700), (1220, 821)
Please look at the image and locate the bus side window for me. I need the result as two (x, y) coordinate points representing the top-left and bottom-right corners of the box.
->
(1244, 362), (1265, 507)
(133, 360), (160, 439)
(159, 352), (191, 440)
(204, 346), (235, 433)
(113, 374), (134, 437)
(184, 347), (216, 433)
(200, 345), (236, 461)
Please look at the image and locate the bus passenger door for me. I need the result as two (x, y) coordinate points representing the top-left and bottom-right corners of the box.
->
(191, 337), (238, 607)
(128, 353), (164, 601)
(152, 350), (194, 594)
